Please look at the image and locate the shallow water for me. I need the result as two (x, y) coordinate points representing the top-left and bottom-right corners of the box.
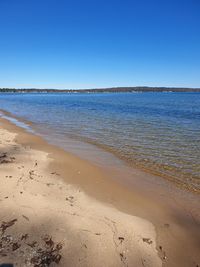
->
(0, 92), (200, 190)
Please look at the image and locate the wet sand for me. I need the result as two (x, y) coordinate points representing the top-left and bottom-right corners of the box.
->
(0, 117), (200, 267)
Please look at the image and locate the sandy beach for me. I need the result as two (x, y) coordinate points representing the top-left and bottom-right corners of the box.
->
(0, 117), (200, 267)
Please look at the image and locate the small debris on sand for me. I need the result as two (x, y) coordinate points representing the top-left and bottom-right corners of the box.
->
(95, 233), (101, 236)
(12, 242), (21, 251)
(21, 234), (29, 240)
(142, 238), (153, 245)
(22, 215), (29, 221)
(0, 219), (17, 234)
(27, 241), (37, 248)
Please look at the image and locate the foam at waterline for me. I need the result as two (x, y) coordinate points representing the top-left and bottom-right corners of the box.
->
(0, 112), (34, 134)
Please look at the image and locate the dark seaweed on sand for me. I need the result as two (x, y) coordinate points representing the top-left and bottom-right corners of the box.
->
(0, 218), (63, 266)
(30, 236), (63, 267)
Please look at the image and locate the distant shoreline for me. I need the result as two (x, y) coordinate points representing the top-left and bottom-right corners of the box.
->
(1, 86), (200, 93)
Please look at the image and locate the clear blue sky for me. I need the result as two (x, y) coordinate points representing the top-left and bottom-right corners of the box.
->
(0, 0), (200, 89)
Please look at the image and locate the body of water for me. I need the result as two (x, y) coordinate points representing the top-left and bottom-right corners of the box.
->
(0, 92), (200, 191)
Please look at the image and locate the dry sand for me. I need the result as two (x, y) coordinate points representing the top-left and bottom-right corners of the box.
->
(0, 117), (199, 267)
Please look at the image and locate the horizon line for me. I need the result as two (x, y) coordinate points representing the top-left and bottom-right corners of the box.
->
(1, 85), (200, 90)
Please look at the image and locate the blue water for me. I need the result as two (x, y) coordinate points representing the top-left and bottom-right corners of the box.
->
(0, 92), (200, 190)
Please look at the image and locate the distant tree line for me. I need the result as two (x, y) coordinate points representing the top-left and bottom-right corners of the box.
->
(0, 87), (200, 93)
